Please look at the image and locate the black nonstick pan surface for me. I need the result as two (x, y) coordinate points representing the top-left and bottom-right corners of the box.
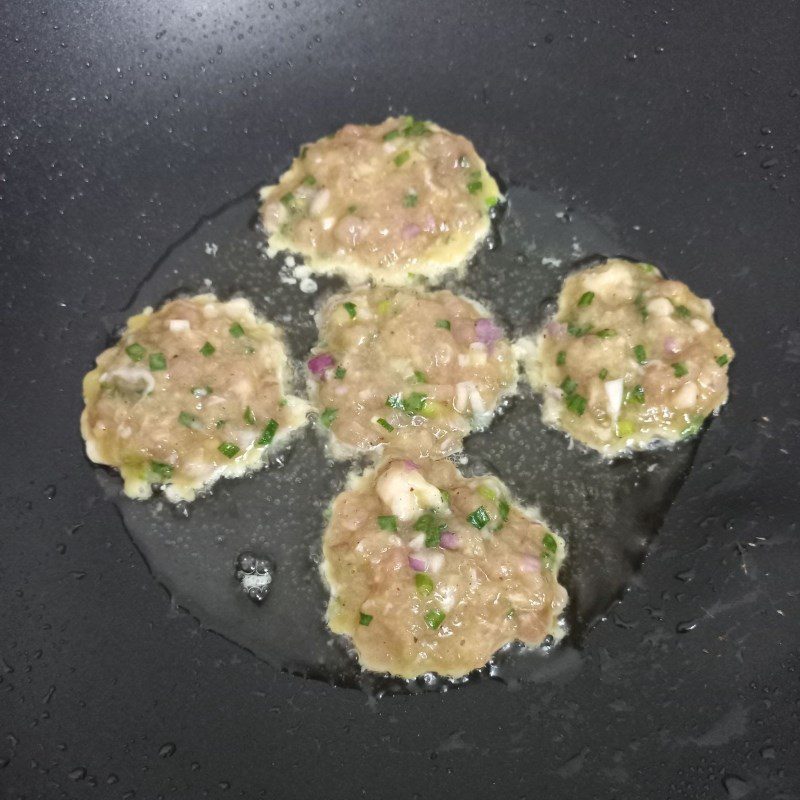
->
(2, 1), (799, 797)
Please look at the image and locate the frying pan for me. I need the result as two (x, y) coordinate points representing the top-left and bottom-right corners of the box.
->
(2, 1), (799, 797)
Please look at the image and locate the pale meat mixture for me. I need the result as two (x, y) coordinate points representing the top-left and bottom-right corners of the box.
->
(81, 294), (308, 502)
(259, 116), (501, 285)
(522, 258), (734, 455)
(322, 458), (567, 678)
(308, 287), (517, 459)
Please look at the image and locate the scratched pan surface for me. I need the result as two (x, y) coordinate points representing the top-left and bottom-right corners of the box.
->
(1, 1), (799, 797)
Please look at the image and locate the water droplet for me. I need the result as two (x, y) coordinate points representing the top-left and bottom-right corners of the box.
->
(654, 45), (665, 54)
(106, 773), (119, 784)
(158, 742), (176, 758)
(625, 50), (638, 62)
(675, 568), (694, 582)
(235, 551), (274, 603)
(761, 158), (778, 169)
(676, 619), (698, 633)
(44, 484), (56, 499)
(760, 746), (775, 759)
(68, 767), (87, 781)
(56, 543), (67, 555)
(722, 774), (750, 798)
(760, 126), (772, 135)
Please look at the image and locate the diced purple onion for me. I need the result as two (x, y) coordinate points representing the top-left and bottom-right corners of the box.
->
(520, 554), (540, 573)
(475, 318), (503, 346)
(403, 459), (419, 471)
(545, 320), (567, 338)
(663, 336), (680, 355)
(408, 554), (428, 572)
(308, 353), (335, 376)
(401, 223), (421, 240)
(423, 214), (437, 233)
(439, 531), (460, 550)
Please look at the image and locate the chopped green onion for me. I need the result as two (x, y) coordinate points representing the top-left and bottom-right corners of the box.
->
(243, 406), (256, 425)
(542, 532), (558, 554)
(560, 376), (578, 395)
(256, 418), (279, 446)
(638, 262), (657, 273)
(376, 417), (394, 432)
(280, 192), (295, 207)
(478, 484), (497, 501)
(680, 415), (705, 438)
(334, 366), (347, 379)
(383, 129), (401, 141)
(467, 506), (490, 529)
(394, 150), (410, 167)
(415, 573), (434, 596)
(467, 179), (483, 194)
(556, 350), (566, 366)
(674, 304), (691, 319)
(402, 118), (430, 137)
(148, 352), (166, 371)
(200, 341), (215, 357)
(386, 393), (404, 410)
(320, 407), (337, 428)
(498, 498), (510, 522)
(424, 609), (446, 629)
(565, 393), (587, 415)
(673, 363), (688, 378)
(633, 344), (647, 364)
(346, 204), (357, 214)
(377, 515), (397, 532)
(635, 293), (649, 321)
(439, 489), (450, 506)
(343, 301), (357, 319)
(149, 461), (173, 480)
(178, 411), (201, 429)
(616, 419), (636, 438)
(435, 319), (451, 330)
(359, 612), (373, 626)
(299, 146), (308, 159)
(218, 442), (240, 459)
(414, 513), (444, 547)
(303, 175), (316, 186)
(458, 155), (470, 168)
(596, 328), (617, 339)
(403, 391), (428, 416)
(567, 322), (593, 337)
(578, 291), (595, 307)
(403, 191), (418, 208)
(599, 368), (609, 381)
(243, 346), (255, 355)
(411, 370), (427, 384)
(229, 322), (245, 338)
(485, 196), (499, 208)
(626, 384), (645, 404)
(716, 354), (729, 367)
(125, 343), (146, 362)
(215, 419), (226, 428)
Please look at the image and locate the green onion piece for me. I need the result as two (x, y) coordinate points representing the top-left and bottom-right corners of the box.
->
(560, 376), (578, 395)
(346, 204), (357, 214)
(256, 418), (279, 446)
(415, 573), (434, 596)
(485, 196), (499, 208)
(243, 346), (255, 355)
(383, 129), (401, 141)
(320, 407), (337, 428)
(414, 513), (444, 546)
(229, 322), (245, 338)
(403, 191), (418, 208)
(626, 384), (645, 404)
(243, 406), (256, 425)
(386, 393), (404, 410)
(633, 344), (647, 364)
(578, 291), (595, 307)
(478, 484), (497, 501)
(148, 352), (166, 371)
(467, 180), (483, 194)
(635, 293), (649, 321)
(150, 461), (173, 480)
(215, 419), (226, 428)
(280, 192), (295, 207)
(218, 442), (240, 459)
(673, 363), (689, 378)
(200, 341), (215, 357)
(299, 146), (308, 159)
(376, 417), (394, 432)
(567, 322), (593, 337)
(467, 506), (490, 529)
(498, 498), (510, 522)
(178, 411), (200, 429)
(424, 609), (446, 629)
(377, 515), (397, 532)
(599, 368), (609, 381)
(403, 391), (428, 416)
(439, 489), (450, 506)
(638, 262), (657, 273)
(680, 415), (705, 438)
(402, 118), (430, 137)
(125, 343), (146, 362)
(303, 175), (316, 186)
(458, 155), (470, 168)
(556, 350), (566, 366)
(334, 366), (347, 379)
(616, 418), (636, 438)
(394, 151), (410, 167)
(435, 319), (451, 330)
(359, 612), (373, 626)
(565, 393), (587, 415)
(596, 328), (617, 339)
(411, 370), (427, 384)
(343, 301), (357, 319)
(716, 354), (729, 367)
(542, 532), (558, 554)
(674, 304), (691, 319)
